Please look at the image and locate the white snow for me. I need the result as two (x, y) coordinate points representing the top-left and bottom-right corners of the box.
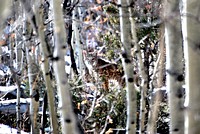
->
(0, 124), (28, 134)
(0, 86), (17, 92)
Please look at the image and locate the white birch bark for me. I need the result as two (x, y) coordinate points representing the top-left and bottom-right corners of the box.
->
(35, 2), (59, 134)
(118, 0), (137, 133)
(164, 1), (184, 134)
(181, 0), (200, 133)
(52, 0), (80, 133)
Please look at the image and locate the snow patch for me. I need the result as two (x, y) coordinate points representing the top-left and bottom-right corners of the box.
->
(0, 124), (28, 134)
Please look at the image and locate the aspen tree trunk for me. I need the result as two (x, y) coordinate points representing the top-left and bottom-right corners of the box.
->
(35, 2), (59, 134)
(16, 75), (22, 134)
(20, 0), (37, 33)
(0, 0), (12, 27)
(146, 26), (165, 134)
(12, 33), (22, 134)
(181, 0), (200, 133)
(138, 57), (148, 134)
(7, 2), (23, 132)
(8, 18), (22, 133)
(72, 6), (85, 75)
(52, 0), (80, 133)
(23, 14), (40, 134)
(26, 35), (40, 134)
(14, 4), (25, 133)
(118, 0), (137, 133)
(126, 0), (149, 133)
(164, 0), (184, 134)
(41, 91), (47, 134)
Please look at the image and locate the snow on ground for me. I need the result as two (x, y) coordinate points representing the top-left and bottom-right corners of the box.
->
(0, 124), (28, 134)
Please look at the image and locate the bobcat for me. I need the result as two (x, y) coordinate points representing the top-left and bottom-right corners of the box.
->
(85, 56), (125, 90)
